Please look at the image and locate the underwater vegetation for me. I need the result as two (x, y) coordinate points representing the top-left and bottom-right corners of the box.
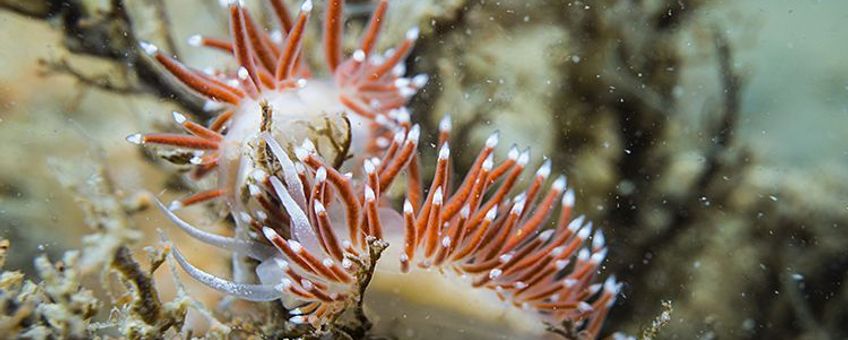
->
(1, 0), (847, 339)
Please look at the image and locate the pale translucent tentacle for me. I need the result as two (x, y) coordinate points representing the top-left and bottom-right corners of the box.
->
(232, 156), (259, 283)
(262, 133), (307, 210)
(169, 237), (284, 302)
(155, 199), (275, 260)
(269, 176), (323, 255)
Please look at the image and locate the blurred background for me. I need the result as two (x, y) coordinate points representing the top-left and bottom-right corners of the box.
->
(0, 0), (846, 338)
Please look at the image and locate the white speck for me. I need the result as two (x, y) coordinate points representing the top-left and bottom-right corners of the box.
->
(412, 74), (429, 88)
(536, 159), (551, 178)
(301, 0), (313, 12)
(438, 143), (450, 160)
(270, 30), (283, 43)
(485, 131), (499, 148)
(364, 186), (376, 201)
(563, 189), (575, 207)
(508, 145), (519, 160)
(396, 108), (411, 124)
(392, 64), (406, 76)
(439, 114), (452, 133)
(363, 159), (376, 174)
(517, 150), (530, 166)
(568, 215), (585, 231)
(262, 227), (278, 241)
(433, 188), (443, 205)
(511, 200), (526, 215)
(172, 111), (187, 124)
(353, 49), (366, 62)
(406, 26), (420, 40)
(590, 248), (607, 264)
(237, 67), (250, 80)
(139, 41), (158, 55)
(441, 236), (451, 248)
(375, 137), (389, 148)
(168, 200), (184, 211)
(482, 154), (494, 171)
(539, 229), (554, 241)
(578, 223), (593, 240)
(251, 169), (268, 182)
(294, 147), (309, 161)
(592, 229), (605, 248)
(187, 35), (203, 47)
(553, 176), (567, 191)
(203, 100), (224, 112)
(485, 205), (498, 221)
(126, 134), (143, 144)
(248, 184), (262, 197)
(274, 258), (289, 270)
(406, 125), (420, 143)
(399, 86), (417, 98)
(577, 248), (590, 262)
(287, 240), (303, 253)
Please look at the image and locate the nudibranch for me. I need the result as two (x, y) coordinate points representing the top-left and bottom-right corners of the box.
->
(129, 0), (620, 338)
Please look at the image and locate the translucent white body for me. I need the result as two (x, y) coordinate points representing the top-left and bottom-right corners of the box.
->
(217, 79), (370, 203)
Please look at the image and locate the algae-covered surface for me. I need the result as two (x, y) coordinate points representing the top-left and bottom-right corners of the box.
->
(1, 0), (847, 339)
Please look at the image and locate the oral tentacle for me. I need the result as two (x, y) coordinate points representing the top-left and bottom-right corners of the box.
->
(155, 199), (275, 261)
(165, 234), (283, 302)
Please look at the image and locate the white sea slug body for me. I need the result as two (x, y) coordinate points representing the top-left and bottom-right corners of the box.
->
(130, 0), (619, 338)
